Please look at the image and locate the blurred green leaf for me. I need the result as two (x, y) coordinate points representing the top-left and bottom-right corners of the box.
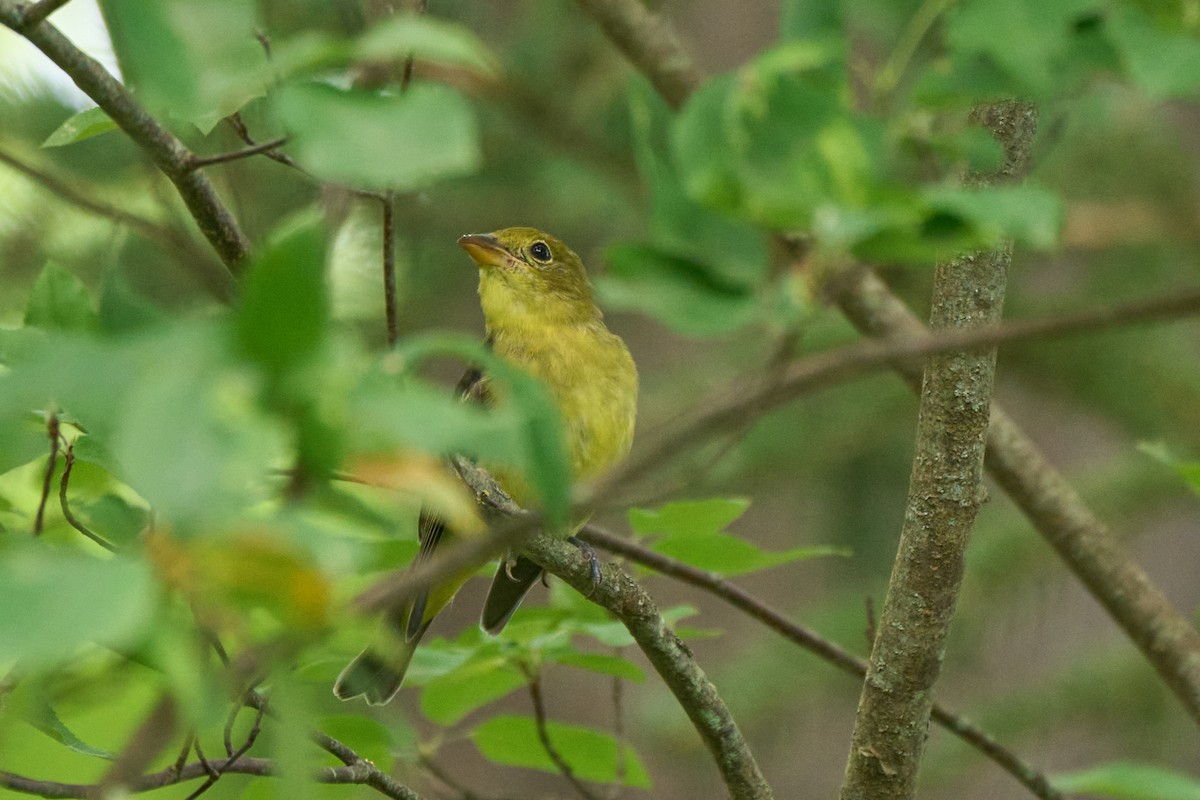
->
(0, 546), (154, 665)
(629, 497), (750, 536)
(654, 534), (848, 577)
(597, 245), (758, 337)
(41, 107), (117, 148)
(472, 714), (650, 788)
(100, 0), (269, 130)
(76, 494), (149, 548)
(98, 270), (165, 335)
(25, 262), (96, 332)
(922, 183), (1064, 250)
(549, 651), (645, 682)
(236, 214), (329, 380)
(945, 0), (1103, 97)
(673, 42), (875, 231)
(391, 333), (570, 527)
(1051, 762), (1200, 800)
(631, 498), (844, 576)
(1108, 6), (1200, 99)
(318, 715), (394, 769)
(1138, 441), (1200, 495)
(628, 79), (770, 285)
(272, 82), (480, 191)
(24, 697), (116, 760)
(356, 13), (499, 76)
(420, 656), (525, 725)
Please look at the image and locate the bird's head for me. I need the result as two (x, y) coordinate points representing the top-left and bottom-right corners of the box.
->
(458, 227), (598, 327)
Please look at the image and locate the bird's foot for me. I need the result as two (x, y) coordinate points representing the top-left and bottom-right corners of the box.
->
(503, 551), (521, 581)
(567, 536), (602, 597)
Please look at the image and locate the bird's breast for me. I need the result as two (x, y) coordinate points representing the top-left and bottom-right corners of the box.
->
(490, 323), (637, 482)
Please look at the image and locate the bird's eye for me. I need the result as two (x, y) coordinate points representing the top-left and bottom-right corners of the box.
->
(529, 241), (552, 263)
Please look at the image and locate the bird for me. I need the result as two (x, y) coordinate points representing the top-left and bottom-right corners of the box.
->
(334, 227), (638, 705)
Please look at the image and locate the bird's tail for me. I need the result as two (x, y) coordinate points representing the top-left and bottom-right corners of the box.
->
(334, 618), (430, 705)
(481, 554), (543, 634)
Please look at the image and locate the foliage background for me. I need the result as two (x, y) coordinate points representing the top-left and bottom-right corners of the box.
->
(1, 1), (1199, 799)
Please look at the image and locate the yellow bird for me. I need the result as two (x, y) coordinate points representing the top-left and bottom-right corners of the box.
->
(335, 227), (638, 704)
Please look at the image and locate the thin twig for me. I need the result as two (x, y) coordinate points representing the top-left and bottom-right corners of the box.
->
(607, 657), (627, 800)
(602, 283), (1200, 500)
(578, 525), (1063, 800)
(382, 191), (398, 347)
(14, 0), (70, 29)
(418, 755), (487, 800)
(59, 443), (116, 551)
(572, 0), (1200, 729)
(33, 413), (59, 536)
(170, 734), (194, 781)
(0, 757), (423, 799)
(524, 670), (604, 800)
(358, 283), (1200, 618)
(187, 138), (289, 170)
(183, 703), (265, 800)
(227, 114), (302, 171)
(434, 465), (774, 800)
(0, 7), (248, 285)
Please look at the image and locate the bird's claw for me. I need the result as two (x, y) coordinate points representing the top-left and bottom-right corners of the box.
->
(568, 536), (602, 598)
(503, 552), (520, 581)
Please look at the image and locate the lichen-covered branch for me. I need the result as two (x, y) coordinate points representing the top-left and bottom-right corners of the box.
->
(573, 0), (701, 110)
(839, 102), (1029, 800)
(453, 465), (774, 800)
(572, 0), (1200, 727)
(580, 525), (1063, 800)
(0, 3), (246, 296)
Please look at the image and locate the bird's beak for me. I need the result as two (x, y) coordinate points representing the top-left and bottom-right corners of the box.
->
(458, 233), (511, 269)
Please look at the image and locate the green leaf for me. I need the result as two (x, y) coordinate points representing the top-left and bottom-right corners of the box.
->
(100, 0), (268, 130)
(653, 534), (848, 577)
(76, 494), (149, 548)
(236, 213), (329, 380)
(420, 657), (525, 725)
(549, 651), (645, 682)
(1138, 441), (1200, 495)
(317, 715), (394, 770)
(390, 333), (570, 528)
(1051, 762), (1200, 800)
(672, 42), (875, 231)
(98, 269), (164, 334)
(356, 13), (499, 76)
(629, 498), (750, 538)
(472, 714), (650, 788)
(272, 82), (480, 191)
(597, 245), (758, 337)
(25, 698), (116, 759)
(0, 546), (154, 665)
(41, 107), (117, 148)
(113, 325), (285, 526)
(630, 498), (845, 577)
(922, 183), (1064, 250)
(945, 0), (1104, 97)
(1108, 6), (1200, 99)
(24, 262), (97, 332)
(628, 79), (769, 286)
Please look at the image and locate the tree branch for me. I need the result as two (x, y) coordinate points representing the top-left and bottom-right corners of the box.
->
(186, 138), (290, 170)
(840, 100), (1030, 800)
(525, 670), (605, 800)
(0, 4), (247, 293)
(11, 0), (70, 29)
(449, 465), (774, 800)
(579, 525), (1063, 800)
(0, 757), (423, 800)
(59, 442), (116, 551)
(573, 0), (1200, 723)
(573, 0), (700, 111)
